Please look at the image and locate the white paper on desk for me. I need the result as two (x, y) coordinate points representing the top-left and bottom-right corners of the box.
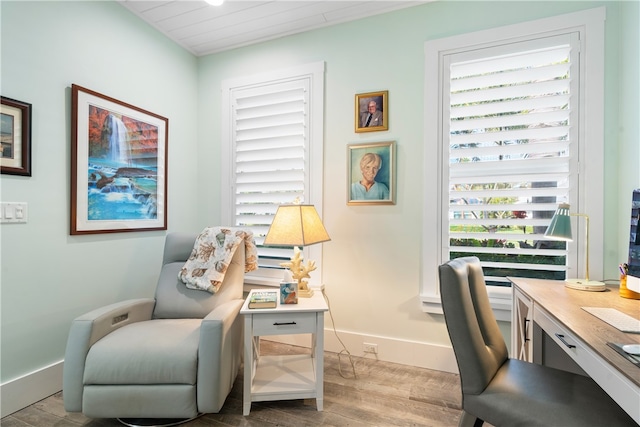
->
(627, 275), (640, 293)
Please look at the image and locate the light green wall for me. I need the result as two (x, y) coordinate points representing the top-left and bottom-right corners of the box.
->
(198, 1), (638, 345)
(0, 1), (199, 382)
(1, 0), (637, 389)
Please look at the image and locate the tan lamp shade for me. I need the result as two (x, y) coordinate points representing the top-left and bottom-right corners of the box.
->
(264, 205), (330, 247)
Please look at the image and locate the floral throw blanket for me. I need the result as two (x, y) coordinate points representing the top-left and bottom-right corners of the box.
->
(178, 227), (258, 293)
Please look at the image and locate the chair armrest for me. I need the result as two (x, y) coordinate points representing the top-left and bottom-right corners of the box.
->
(63, 298), (155, 412)
(197, 298), (244, 413)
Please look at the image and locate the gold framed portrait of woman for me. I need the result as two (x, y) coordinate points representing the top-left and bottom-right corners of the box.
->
(347, 141), (395, 205)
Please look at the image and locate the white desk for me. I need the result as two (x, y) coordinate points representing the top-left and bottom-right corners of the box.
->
(510, 278), (640, 424)
(240, 289), (328, 415)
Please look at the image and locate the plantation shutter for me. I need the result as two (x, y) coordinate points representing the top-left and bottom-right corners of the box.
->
(229, 78), (310, 279)
(444, 33), (579, 286)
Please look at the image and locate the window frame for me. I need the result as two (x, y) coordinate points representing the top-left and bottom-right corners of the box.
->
(221, 61), (325, 287)
(421, 8), (605, 320)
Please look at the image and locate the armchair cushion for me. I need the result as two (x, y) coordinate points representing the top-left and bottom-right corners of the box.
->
(153, 262), (219, 319)
(84, 319), (200, 385)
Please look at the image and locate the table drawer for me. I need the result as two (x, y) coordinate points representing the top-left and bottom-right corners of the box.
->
(533, 305), (591, 368)
(252, 312), (316, 336)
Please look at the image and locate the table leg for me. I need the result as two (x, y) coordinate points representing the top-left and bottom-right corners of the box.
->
(243, 315), (252, 416)
(315, 312), (324, 411)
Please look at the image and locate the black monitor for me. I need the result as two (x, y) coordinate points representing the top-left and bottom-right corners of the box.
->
(628, 189), (640, 292)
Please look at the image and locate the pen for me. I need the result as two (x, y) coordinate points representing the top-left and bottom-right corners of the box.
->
(619, 263), (628, 275)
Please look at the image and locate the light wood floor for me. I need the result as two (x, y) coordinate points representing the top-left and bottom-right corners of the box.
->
(1, 341), (465, 427)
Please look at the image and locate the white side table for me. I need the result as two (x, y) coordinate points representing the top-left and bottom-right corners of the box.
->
(240, 289), (328, 416)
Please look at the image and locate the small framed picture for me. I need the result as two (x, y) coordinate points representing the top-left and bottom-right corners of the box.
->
(355, 90), (388, 133)
(1, 96), (32, 176)
(348, 141), (395, 205)
(71, 84), (168, 235)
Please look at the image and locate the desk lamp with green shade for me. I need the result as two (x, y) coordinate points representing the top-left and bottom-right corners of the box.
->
(544, 203), (605, 291)
(263, 204), (330, 297)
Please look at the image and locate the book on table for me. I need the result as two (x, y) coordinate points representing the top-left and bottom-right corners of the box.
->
(248, 290), (278, 309)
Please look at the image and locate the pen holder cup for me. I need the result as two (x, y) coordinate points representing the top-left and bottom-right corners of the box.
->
(280, 282), (298, 304)
(619, 275), (640, 299)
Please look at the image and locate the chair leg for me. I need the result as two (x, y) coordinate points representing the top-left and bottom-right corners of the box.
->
(458, 410), (484, 427)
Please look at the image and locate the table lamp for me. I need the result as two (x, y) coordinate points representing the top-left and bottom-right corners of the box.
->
(263, 204), (330, 297)
(544, 203), (605, 291)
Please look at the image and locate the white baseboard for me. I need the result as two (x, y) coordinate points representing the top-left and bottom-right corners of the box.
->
(269, 327), (458, 374)
(0, 360), (63, 418)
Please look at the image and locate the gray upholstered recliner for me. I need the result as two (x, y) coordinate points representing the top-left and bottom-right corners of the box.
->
(63, 232), (245, 423)
(439, 257), (635, 427)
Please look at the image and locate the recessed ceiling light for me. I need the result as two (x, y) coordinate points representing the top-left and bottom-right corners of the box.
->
(204, 0), (224, 5)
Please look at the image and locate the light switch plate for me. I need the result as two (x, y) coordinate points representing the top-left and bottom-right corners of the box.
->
(1, 202), (28, 223)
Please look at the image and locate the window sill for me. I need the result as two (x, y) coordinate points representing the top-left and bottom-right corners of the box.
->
(243, 274), (279, 294)
(243, 274), (325, 294)
(420, 286), (512, 322)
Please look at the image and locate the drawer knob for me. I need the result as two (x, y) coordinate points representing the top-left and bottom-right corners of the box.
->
(555, 333), (576, 349)
(273, 321), (297, 326)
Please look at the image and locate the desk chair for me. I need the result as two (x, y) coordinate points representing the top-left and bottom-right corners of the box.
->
(63, 232), (246, 425)
(439, 257), (636, 427)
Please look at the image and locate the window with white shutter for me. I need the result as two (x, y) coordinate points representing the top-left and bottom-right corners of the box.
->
(421, 9), (605, 317)
(222, 62), (325, 286)
(445, 34), (578, 287)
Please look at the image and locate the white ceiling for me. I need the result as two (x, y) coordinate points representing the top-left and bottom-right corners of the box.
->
(117, 0), (427, 56)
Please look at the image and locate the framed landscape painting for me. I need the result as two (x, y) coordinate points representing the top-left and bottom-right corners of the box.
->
(1, 96), (32, 176)
(70, 84), (168, 235)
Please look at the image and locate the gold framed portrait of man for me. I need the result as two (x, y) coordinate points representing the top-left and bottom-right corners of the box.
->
(355, 91), (388, 133)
